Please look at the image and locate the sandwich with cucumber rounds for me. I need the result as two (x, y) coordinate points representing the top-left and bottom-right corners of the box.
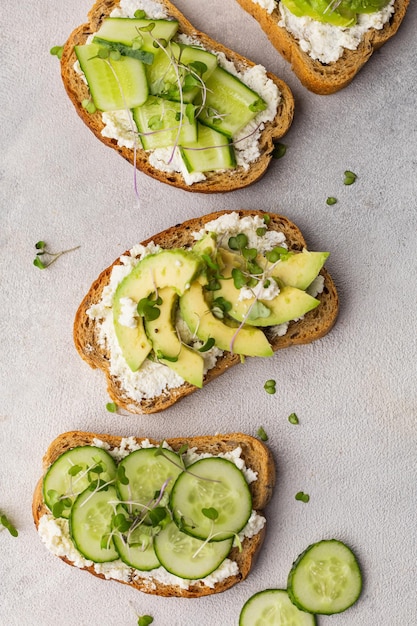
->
(233, 0), (410, 93)
(60, 0), (294, 191)
(33, 430), (275, 597)
(73, 210), (339, 414)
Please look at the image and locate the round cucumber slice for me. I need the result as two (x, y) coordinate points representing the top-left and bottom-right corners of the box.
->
(287, 539), (362, 615)
(112, 505), (160, 570)
(239, 589), (317, 626)
(116, 447), (183, 517)
(170, 457), (252, 541)
(70, 485), (119, 562)
(154, 520), (233, 579)
(43, 446), (117, 519)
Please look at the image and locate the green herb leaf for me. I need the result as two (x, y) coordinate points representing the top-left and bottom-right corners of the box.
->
(202, 507), (219, 521)
(148, 506), (167, 527)
(249, 98), (266, 113)
(156, 351), (178, 363)
(228, 233), (248, 251)
(231, 268), (248, 289)
(295, 491), (310, 503)
(257, 426), (268, 442)
(138, 616), (154, 626)
(117, 465), (129, 486)
(33, 257), (46, 269)
(248, 301), (271, 321)
(344, 170), (357, 185)
(263, 214), (271, 225)
(288, 412), (299, 425)
(148, 115), (163, 131)
(177, 443), (189, 456)
(137, 295), (162, 321)
(68, 464), (83, 477)
(134, 9), (146, 18)
(264, 379), (276, 395)
(326, 196), (337, 205)
(242, 247), (257, 262)
(198, 337), (215, 352)
(256, 227), (267, 237)
(272, 143), (287, 159)
(50, 45), (64, 59)
(185, 102), (195, 125)
(0, 513), (18, 537)
(189, 60), (207, 76)
(106, 402), (118, 413)
(265, 246), (288, 264)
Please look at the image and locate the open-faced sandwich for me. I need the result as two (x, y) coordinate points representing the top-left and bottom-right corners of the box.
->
(33, 431), (275, 597)
(233, 0), (410, 94)
(60, 0), (294, 191)
(74, 210), (339, 414)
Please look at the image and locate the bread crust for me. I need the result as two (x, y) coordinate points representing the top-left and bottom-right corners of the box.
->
(73, 209), (339, 414)
(234, 0), (410, 94)
(33, 430), (275, 597)
(60, 0), (294, 192)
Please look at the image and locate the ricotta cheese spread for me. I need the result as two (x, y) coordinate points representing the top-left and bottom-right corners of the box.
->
(38, 439), (265, 590)
(278, 1), (395, 64)
(97, 0), (281, 183)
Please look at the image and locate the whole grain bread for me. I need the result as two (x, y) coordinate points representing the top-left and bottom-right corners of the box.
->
(73, 209), (339, 414)
(234, 0), (409, 94)
(60, 0), (294, 192)
(33, 430), (275, 597)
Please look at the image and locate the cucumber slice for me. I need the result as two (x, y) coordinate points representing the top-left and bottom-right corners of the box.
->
(116, 447), (183, 516)
(132, 96), (197, 149)
(198, 66), (267, 137)
(94, 17), (179, 52)
(70, 485), (119, 562)
(239, 589), (317, 626)
(179, 123), (236, 173)
(287, 540), (362, 615)
(75, 43), (148, 111)
(43, 446), (117, 519)
(154, 521), (233, 579)
(170, 457), (252, 541)
(112, 505), (160, 570)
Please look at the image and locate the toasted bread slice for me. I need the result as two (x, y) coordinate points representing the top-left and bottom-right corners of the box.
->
(234, 0), (409, 94)
(33, 430), (275, 597)
(73, 209), (339, 414)
(60, 0), (294, 192)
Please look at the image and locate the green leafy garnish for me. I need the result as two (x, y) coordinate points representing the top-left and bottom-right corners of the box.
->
(137, 295), (163, 321)
(228, 233), (248, 251)
(198, 337), (215, 352)
(288, 412), (299, 425)
(263, 214), (271, 225)
(295, 491), (310, 503)
(117, 464), (129, 486)
(106, 402), (118, 413)
(272, 143), (287, 159)
(248, 301), (271, 321)
(326, 196), (337, 205)
(50, 45), (64, 59)
(138, 616), (154, 626)
(0, 512), (18, 537)
(231, 267), (248, 289)
(211, 296), (232, 319)
(256, 227), (267, 237)
(344, 170), (357, 185)
(249, 98), (267, 113)
(134, 9), (146, 18)
(68, 464), (83, 477)
(33, 241), (80, 269)
(265, 246), (289, 264)
(264, 379), (276, 395)
(202, 507), (219, 521)
(257, 427), (268, 442)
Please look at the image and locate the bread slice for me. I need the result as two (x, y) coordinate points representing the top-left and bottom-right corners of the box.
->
(33, 430), (275, 597)
(233, 0), (410, 94)
(60, 0), (294, 192)
(73, 209), (339, 414)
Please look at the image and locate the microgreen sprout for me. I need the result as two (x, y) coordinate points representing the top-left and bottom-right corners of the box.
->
(257, 427), (268, 442)
(0, 512), (18, 537)
(33, 241), (80, 269)
(272, 142), (287, 159)
(137, 295), (163, 321)
(344, 170), (357, 185)
(295, 491), (310, 503)
(326, 196), (337, 205)
(50, 45), (64, 59)
(264, 379), (276, 394)
(138, 616), (154, 626)
(198, 337), (215, 352)
(288, 412), (299, 425)
(106, 402), (118, 413)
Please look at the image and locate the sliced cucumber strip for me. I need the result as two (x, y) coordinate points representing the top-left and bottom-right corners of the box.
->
(112, 505), (160, 570)
(43, 446), (117, 519)
(154, 520), (233, 579)
(75, 43), (148, 111)
(132, 96), (197, 150)
(116, 447), (183, 517)
(198, 66), (266, 137)
(70, 485), (119, 562)
(94, 17), (179, 52)
(170, 457), (252, 541)
(239, 589), (317, 626)
(287, 539), (362, 615)
(180, 123), (236, 173)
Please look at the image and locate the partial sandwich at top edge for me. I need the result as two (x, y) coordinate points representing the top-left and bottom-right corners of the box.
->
(233, 0), (410, 94)
(73, 209), (339, 414)
(60, 0), (295, 192)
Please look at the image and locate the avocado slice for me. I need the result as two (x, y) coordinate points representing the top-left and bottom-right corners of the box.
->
(145, 287), (205, 388)
(179, 281), (273, 357)
(113, 249), (202, 371)
(256, 249), (329, 291)
(281, 0), (356, 26)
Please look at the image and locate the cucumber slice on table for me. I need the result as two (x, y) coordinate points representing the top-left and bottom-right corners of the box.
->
(287, 539), (362, 615)
(75, 43), (149, 111)
(180, 123), (236, 173)
(70, 485), (119, 562)
(170, 457), (252, 541)
(154, 520), (233, 579)
(43, 446), (117, 519)
(239, 589), (317, 626)
(94, 17), (179, 52)
(132, 96), (197, 149)
(116, 447), (183, 516)
(198, 66), (267, 137)
(112, 504), (160, 570)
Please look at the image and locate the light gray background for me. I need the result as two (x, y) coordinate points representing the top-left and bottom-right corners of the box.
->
(1, 1), (416, 624)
